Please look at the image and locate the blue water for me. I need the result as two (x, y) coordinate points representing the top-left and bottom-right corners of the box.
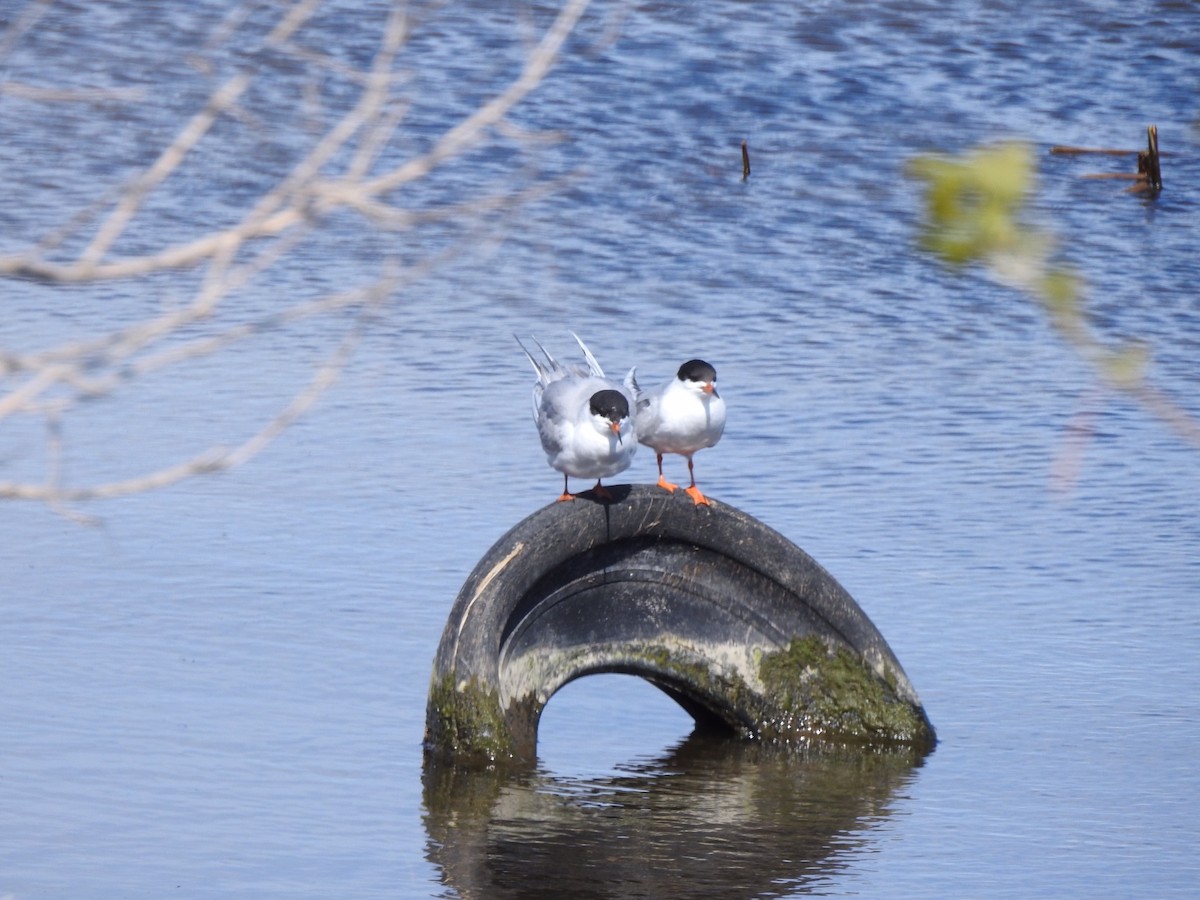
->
(2, 0), (1199, 896)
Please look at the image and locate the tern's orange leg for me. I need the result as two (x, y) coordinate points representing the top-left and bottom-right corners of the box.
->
(591, 480), (614, 501)
(683, 456), (710, 506)
(655, 454), (679, 493)
(555, 474), (576, 502)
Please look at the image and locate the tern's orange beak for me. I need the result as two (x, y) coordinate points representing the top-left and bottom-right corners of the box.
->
(702, 382), (715, 395)
(610, 421), (623, 443)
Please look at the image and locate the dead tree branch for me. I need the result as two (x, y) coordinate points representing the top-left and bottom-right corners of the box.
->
(0, 0), (594, 507)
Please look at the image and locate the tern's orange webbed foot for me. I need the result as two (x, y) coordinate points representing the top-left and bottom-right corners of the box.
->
(656, 474), (679, 493)
(591, 481), (614, 501)
(556, 492), (576, 502)
(684, 484), (711, 506)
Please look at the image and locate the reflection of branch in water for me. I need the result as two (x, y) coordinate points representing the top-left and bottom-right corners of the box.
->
(0, 0), (594, 509)
(424, 734), (929, 898)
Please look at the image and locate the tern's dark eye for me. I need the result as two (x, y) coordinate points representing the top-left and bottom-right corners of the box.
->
(677, 359), (716, 383)
(589, 389), (629, 421)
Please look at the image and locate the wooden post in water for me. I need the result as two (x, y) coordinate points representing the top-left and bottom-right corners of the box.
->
(1144, 124), (1162, 191)
(1050, 124), (1162, 193)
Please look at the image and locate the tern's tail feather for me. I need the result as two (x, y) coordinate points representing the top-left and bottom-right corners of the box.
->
(624, 366), (640, 397)
(570, 332), (605, 378)
(514, 334), (561, 382)
(515, 334), (556, 422)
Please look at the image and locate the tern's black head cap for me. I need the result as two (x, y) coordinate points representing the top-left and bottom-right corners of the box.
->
(589, 389), (630, 421)
(677, 359), (717, 384)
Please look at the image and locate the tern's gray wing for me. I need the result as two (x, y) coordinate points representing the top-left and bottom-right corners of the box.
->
(536, 375), (591, 455)
(632, 373), (667, 435)
(625, 367), (653, 418)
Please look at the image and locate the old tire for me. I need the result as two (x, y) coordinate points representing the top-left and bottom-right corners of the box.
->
(424, 484), (935, 765)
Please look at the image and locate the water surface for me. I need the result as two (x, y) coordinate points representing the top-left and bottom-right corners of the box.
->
(2, 0), (1198, 896)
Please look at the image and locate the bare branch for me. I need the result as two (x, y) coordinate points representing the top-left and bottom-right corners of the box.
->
(0, 0), (590, 283)
(359, 0), (592, 200)
(0, 0), (54, 65)
(78, 72), (253, 268)
(0, 0), (596, 509)
(0, 83), (147, 103)
(0, 304), (371, 504)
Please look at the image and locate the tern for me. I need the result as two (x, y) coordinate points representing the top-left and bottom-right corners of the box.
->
(629, 358), (725, 506)
(517, 333), (637, 502)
